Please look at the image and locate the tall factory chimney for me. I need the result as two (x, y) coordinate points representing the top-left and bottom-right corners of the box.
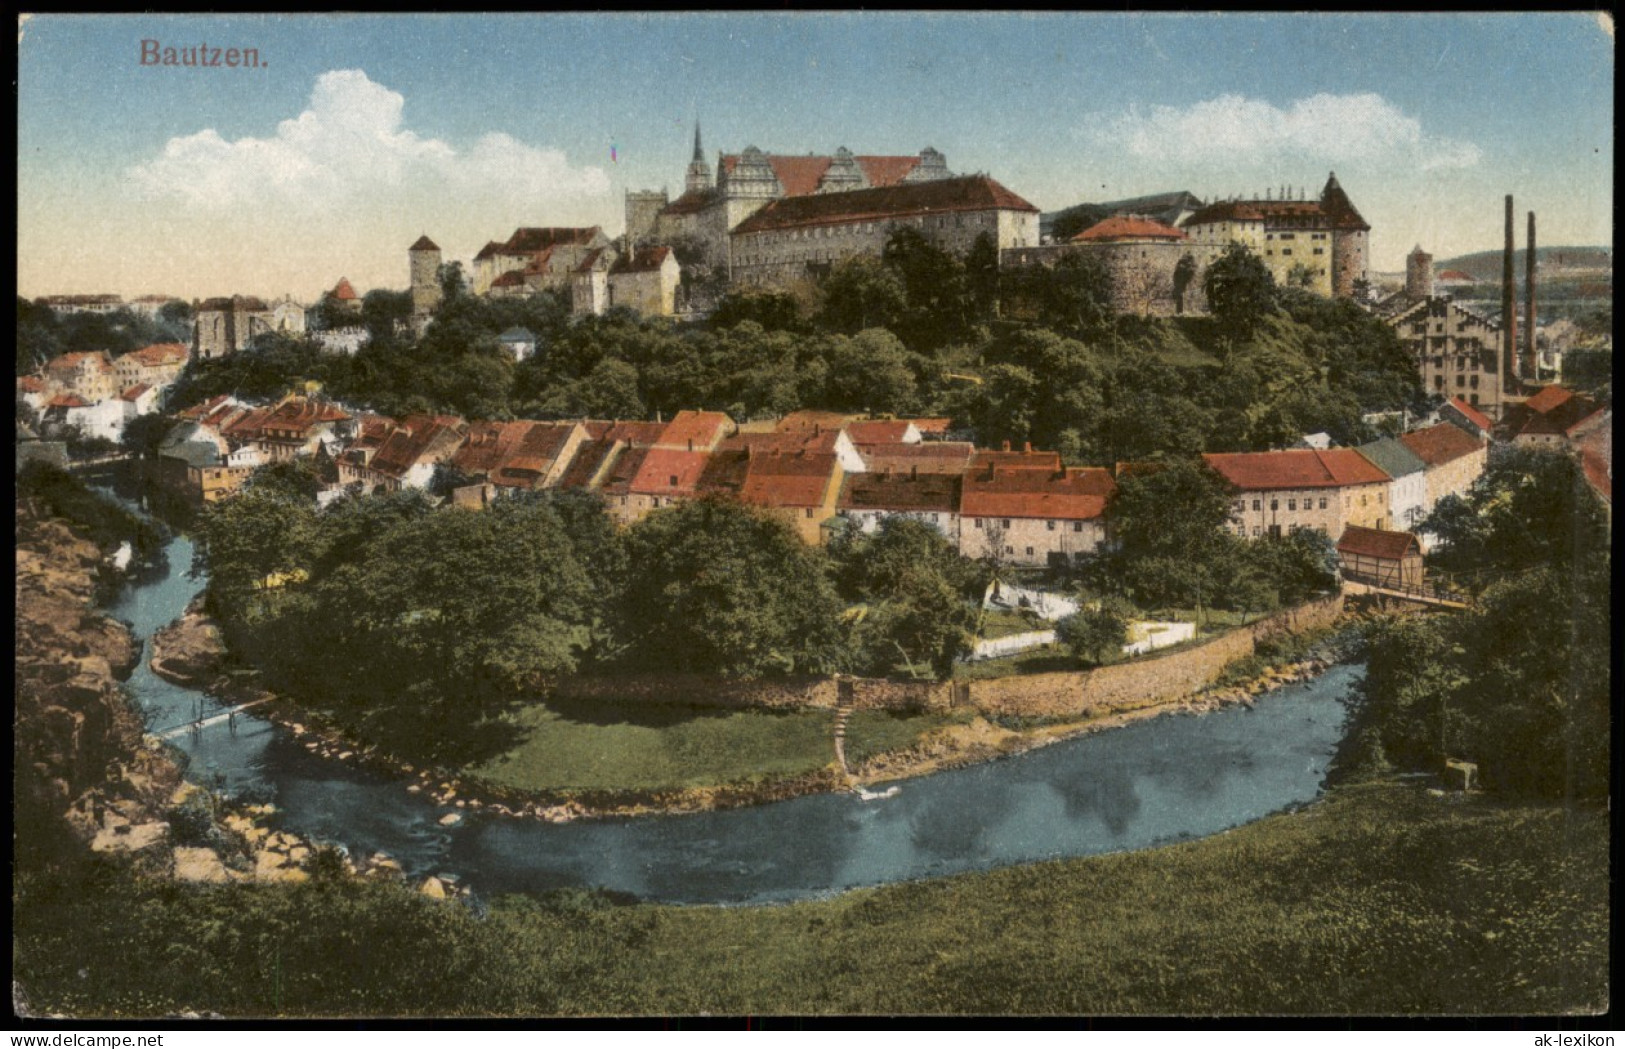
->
(1524, 211), (1538, 381)
(1502, 195), (1518, 388)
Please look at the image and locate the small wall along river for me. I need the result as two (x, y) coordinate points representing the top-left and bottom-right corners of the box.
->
(107, 513), (1364, 907)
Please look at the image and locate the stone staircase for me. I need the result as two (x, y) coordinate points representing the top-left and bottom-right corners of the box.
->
(832, 687), (855, 782)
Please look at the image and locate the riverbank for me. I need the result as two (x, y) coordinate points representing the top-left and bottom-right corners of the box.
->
(150, 598), (1359, 822)
(13, 777), (1607, 1016)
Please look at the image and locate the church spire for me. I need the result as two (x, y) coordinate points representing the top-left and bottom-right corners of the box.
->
(685, 120), (713, 195)
(692, 121), (704, 164)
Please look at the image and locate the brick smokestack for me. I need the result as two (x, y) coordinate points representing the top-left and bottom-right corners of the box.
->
(1524, 211), (1537, 381)
(1502, 194), (1518, 388)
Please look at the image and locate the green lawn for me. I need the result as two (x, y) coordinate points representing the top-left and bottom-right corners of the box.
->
(15, 780), (1608, 1016)
(975, 606), (1049, 640)
(464, 700), (836, 793)
(460, 698), (967, 795)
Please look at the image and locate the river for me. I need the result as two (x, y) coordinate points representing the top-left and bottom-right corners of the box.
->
(107, 525), (1361, 906)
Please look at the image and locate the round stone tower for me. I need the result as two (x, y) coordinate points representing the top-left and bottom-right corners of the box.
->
(409, 234), (443, 318)
(1405, 244), (1434, 301)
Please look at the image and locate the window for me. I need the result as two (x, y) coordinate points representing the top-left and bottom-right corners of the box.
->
(1319, 497), (1327, 510)
(1025, 547), (1034, 557)
(1457, 375), (1466, 387)
(1046, 520), (1056, 531)
(1313, 247), (1325, 255)
(669, 475), (678, 486)
(1282, 248), (1293, 256)
(1270, 499), (1279, 511)
(1470, 375), (1479, 389)
(1073, 522), (1083, 533)
(1252, 526), (1262, 537)
(1002, 519), (1011, 529)
(1253, 499), (1261, 511)
(974, 518), (983, 529)
(805, 508), (814, 519)
(1005, 545), (1014, 555)
(1361, 494), (1368, 506)
(1280, 233), (1296, 241)
(1288, 499), (1297, 511)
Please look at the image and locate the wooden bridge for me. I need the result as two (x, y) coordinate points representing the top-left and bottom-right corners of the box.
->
(1341, 576), (1471, 611)
(154, 697), (276, 741)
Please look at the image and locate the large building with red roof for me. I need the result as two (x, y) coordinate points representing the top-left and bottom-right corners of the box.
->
(958, 448), (1114, 565)
(471, 226), (614, 297)
(1398, 423), (1488, 513)
(1204, 447), (1398, 540)
(1182, 174), (1371, 299)
(1387, 295), (1509, 420)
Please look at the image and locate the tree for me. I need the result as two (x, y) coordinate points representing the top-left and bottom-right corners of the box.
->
(882, 226), (973, 351)
(1057, 595), (1134, 666)
(708, 290), (808, 333)
(1100, 458), (1239, 613)
(1203, 243), (1277, 343)
(1038, 252), (1113, 337)
(619, 497), (848, 678)
(830, 516), (988, 678)
(824, 329), (921, 415)
(965, 232), (1001, 322)
(818, 256), (906, 335)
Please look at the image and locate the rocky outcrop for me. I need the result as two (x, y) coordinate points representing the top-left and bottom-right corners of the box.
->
(15, 508), (173, 860)
(149, 595), (227, 686)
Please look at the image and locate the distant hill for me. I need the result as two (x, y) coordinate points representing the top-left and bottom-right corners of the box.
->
(1432, 245), (1612, 282)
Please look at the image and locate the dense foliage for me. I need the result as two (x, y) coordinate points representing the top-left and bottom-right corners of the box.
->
(17, 461), (163, 556)
(1360, 447), (1611, 798)
(16, 298), (191, 376)
(1083, 458), (1339, 616)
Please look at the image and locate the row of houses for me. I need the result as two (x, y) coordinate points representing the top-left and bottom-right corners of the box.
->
(155, 387), (1493, 573)
(18, 343), (189, 443)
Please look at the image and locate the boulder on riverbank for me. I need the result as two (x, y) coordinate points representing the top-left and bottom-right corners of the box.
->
(150, 597), (227, 686)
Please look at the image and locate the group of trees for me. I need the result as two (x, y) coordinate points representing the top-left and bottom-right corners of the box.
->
(1078, 457), (1339, 618)
(1359, 446), (1611, 798)
(196, 488), (1006, 751)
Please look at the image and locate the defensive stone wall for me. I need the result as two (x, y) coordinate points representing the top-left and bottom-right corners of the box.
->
(544, 594), (1344, 718)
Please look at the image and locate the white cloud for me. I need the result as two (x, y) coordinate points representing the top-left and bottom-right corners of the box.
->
(1082, 92), (1482, 173)
(128, 69), (611, 211)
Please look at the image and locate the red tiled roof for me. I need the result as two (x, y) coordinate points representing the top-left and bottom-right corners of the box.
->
(1523, 384), (1576, 414)
(556, 437), (622, 490)
(777, 410), (855, 433)
(628, 446), (712, 497)
(493, 422), (578, 486)
(1204, 450), (1341, 490)
(1436, 269), (1474, 282)
(657, 410), (731, 451)
(521, 247), (556, 274)
(721, 429), (844, 457)
(370, 416), (467, 479)
(330, 278), (358, 301)
(47, 394), (90, 409)
(121, 342), (189, 367)
(610, 245), (674, 274)
(1071, 215), (1187, 242)
(1445, 397), (1493, 433)
(1399, 423), (1484, 467)
(599, 420), (668, 447)
(910, 417), (952, 435)
(179, 394), (233, 420)
(738, 450), (843, 509)
(46, 351), (112, 374)
(1337, 524), (1420, 561)
(732, 176), (1038, 235)
(452, 420), (534, 477)
(574, 247), (610, 274)
(119, 384), (153, 402)
(490, 270), (528, 288)
(844, 420), (915, 444)
(855, 155), (922, 188)
(409, 235), (440, 252)
(599, 445), (653, 496)
(960, 465), (1115, 520)
(1317, 448), (1391, 486)
(473, 241), (504, 262)
(839, 471), (960, 515)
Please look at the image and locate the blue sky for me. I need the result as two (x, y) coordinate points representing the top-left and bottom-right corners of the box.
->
(18, 12), (1614, 299)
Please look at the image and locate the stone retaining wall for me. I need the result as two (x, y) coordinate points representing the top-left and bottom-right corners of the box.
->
(544, 594), (1344, 719)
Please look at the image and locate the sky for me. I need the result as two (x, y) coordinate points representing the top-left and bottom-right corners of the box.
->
(16, 12), (1614, 301)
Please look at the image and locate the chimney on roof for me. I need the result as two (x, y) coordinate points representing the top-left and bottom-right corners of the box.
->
(1500, 194), (1519, 389)
(1524, 211), (1537, 380)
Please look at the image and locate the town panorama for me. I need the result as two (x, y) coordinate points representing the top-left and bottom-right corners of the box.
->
(14, 12), (1611, 1023)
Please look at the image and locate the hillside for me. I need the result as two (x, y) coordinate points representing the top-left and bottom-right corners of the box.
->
(1432, 244), (1611, 281)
